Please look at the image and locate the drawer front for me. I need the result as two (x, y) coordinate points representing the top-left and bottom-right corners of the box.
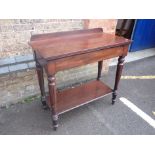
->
(53, 46), (127, 72)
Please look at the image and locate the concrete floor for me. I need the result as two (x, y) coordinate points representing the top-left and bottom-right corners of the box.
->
(0, 55), (155, 135)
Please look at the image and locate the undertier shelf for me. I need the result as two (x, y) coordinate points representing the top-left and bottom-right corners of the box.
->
(47, 80), (112, 114)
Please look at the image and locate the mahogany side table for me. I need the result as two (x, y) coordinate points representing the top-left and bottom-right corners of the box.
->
(29, 28), (131, 130)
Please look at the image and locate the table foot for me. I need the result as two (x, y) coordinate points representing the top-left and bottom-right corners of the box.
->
(42, 104), (49, 110)
(112, 91), (117, 105)
(41, 96), (49, 110)
(52, 115), (58, 131)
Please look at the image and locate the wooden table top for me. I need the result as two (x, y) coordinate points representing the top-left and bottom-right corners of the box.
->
(29, 28), (131, 61)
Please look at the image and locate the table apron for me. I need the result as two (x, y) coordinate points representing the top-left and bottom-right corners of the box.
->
(46, 46), (128, 74)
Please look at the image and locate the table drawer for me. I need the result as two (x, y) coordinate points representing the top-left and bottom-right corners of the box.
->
(53, 46), (127, 72)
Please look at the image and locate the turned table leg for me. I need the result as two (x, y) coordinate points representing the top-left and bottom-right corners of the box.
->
(36, 63), (47, 109)
(48, 75), (58, 130)
(97, 61), (103, 80)
(112, 56), (125, 105)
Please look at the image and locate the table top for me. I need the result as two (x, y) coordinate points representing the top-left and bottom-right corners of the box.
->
(29, 28), (131, 61)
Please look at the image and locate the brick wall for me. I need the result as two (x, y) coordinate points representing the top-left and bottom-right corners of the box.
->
(84, 19), (117, 73)
(84, 19), (117, 34)
(0, 19), (84, 58)
(0, 19), (117, 107)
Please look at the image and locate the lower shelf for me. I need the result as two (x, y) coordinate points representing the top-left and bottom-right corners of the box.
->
(47, 80), (112, 114)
